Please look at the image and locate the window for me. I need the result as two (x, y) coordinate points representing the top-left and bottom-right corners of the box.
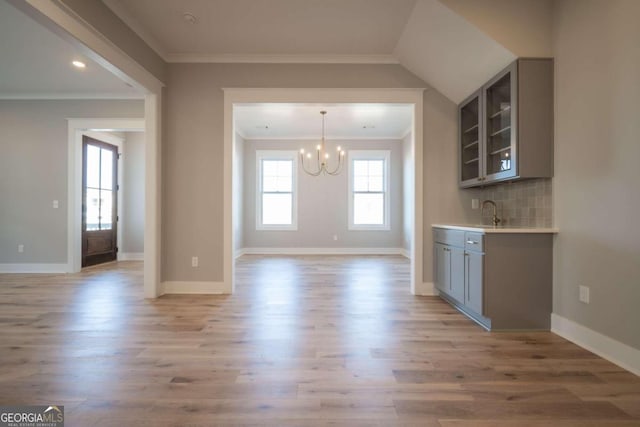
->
(256, 150), (297, 230)
(348, 150), (390, 230)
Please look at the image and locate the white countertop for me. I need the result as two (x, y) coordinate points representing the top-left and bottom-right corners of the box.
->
(432, 224), (559, 234)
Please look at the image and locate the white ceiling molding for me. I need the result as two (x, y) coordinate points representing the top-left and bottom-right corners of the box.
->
(102, 0), (168, 59)
(164, 53), (400, 64)
(394, 0), (516, 104)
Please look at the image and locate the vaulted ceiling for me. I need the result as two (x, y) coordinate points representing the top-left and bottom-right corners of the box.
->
(103, 0), (552, 104)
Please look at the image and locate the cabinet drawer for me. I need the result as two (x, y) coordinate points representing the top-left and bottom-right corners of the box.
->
(434, 228), (465, 246)
(464, 232), (484, 252)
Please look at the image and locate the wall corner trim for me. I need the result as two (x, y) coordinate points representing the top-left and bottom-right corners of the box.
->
(161, 281), (227, 295)
(0, 264), (68, 274)
(551, 313), (640, 376)
(415, 282), (438, 296)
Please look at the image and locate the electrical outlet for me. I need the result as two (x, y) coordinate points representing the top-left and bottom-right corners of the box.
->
(333, 235), (338, 241)
(17, 244), (24, 253)
(472, 199), (479, 209)
(579, 285), (590, 304)
(191, 256), (199, 267)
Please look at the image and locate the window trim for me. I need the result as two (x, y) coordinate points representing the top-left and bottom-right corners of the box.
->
(348, 150), (391, 231)
(256, 150), (298, 231)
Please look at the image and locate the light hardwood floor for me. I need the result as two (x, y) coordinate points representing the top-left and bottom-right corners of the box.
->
(0, 256), (638, 426)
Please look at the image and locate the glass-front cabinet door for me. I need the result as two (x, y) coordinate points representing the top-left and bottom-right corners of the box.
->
(459, 90), (482, 187)
(483, 62), (517, 181)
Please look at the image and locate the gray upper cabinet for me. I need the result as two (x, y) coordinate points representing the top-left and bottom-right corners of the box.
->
(459, 90), (482, 186)
(459, 58), (553, 188)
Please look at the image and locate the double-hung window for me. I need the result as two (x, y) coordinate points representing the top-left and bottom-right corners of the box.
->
(256, 150), (297, 230)
(348, 150), (390, 230)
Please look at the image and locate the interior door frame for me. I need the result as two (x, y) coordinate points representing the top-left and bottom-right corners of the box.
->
(223, 88), (425, 295)
(15, 0), (164, 298)
(67, 120), (144, 275)
(81, 133), (122, 267)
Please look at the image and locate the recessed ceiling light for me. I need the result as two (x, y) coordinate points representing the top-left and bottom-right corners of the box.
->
(72, 60), (86, 69)
(183, 12), (197, 24)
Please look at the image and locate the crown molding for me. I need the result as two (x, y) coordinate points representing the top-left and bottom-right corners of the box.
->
(0, 93), (145, 100)
(102, 0), (168, 59)
(165, 53), (400, 64)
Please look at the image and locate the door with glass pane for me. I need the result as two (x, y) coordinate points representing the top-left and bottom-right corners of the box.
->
(82, 136), (118, 267)
(483, 62), (517, 182)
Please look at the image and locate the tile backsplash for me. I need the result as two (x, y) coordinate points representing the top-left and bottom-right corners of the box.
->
(479, 178), (552, 227)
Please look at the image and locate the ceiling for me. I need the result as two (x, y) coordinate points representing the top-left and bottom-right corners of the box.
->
(0, 0), (142, 98)
(103, 0), (417, 62)
(234, 104), (413, 140)
(102, 0), (525, 103)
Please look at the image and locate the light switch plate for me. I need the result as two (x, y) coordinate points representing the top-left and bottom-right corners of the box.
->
(191, 256), (198, 267)
(579, 285), (590, 304)
(472, 199), (479, 209)
(18, 244), (24, 253)
(52, 200), (59, 209)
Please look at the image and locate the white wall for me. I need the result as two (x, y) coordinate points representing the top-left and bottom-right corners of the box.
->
(121, 131), (145, 255)
(241, 139), (404, 250)
(233, 132), (245, 252)
(0, 100), (144, 266)
(402, 131), (413, 252)
(552, 0), (640, 350)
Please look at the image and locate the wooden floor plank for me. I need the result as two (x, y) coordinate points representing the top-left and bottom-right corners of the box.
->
(0, 255), (638, 426)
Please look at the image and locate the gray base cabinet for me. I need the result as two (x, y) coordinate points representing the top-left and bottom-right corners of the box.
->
(433, 227), (553, 331)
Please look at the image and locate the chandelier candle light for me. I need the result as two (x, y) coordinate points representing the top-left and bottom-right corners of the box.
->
(300, 111), (345, 176)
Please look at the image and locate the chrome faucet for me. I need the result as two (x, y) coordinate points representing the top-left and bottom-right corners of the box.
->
(481, 200), (501, 226)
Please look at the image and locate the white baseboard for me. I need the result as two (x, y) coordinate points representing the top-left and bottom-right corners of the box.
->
(239, 247), (407, 256)
(415, 282), (438, 296)
(118, 252), (144, 261)
(0, 263), (68, 274)
(400, 248), (410, 258)
(551, 313), (640, 376)
(235, 248), (246, 259)
(161, 281), (228, 295)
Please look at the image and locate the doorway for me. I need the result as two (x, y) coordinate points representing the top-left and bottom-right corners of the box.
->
(82, 136), (118, 267)
(223, 88), (424, 295)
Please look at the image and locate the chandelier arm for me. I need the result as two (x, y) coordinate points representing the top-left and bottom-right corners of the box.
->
(300, 154), (323, 176)
(325, 155), (344, 175)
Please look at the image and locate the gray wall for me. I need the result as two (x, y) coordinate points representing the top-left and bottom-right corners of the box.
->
(241, 139), (404, 249)
(0, 100), (144, 264)
(552, 0), (640, 349)
(121, 131), (145, 254)
(162, 63), (467, 283)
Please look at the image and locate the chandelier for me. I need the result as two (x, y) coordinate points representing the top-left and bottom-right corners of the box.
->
(300, 111), (345, 176)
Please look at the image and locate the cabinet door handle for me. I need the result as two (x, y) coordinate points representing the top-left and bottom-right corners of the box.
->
(466, 240), (478, 245)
